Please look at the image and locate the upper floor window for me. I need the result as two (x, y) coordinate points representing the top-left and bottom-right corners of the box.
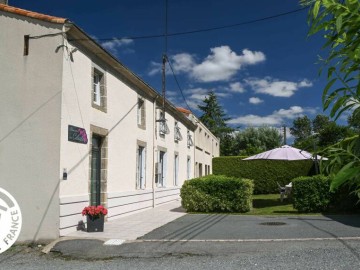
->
(187, 130), (193, 148)
(92, 67), (107, 113)
(174, 121), (182, 142)
(93, 72), (101, 105)
(137, 98), (146, 129)
(159, 111), (169, 136)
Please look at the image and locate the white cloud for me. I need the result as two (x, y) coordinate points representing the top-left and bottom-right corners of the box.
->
(192, 47), (265, 82)
(101, 38), (134, 54)
(274, 106), (304, 117)
(245, 77), (313, 97)
(228, 114), (281, 126)
(229, 82), (245, 93)
(171, 53), (195, 73)
(249, 97), (263, 104)
(228, 106), (315, 126)
(148, 61), (162, 76)
(180, 88), (229, 110)
(148, 46), (265, 82)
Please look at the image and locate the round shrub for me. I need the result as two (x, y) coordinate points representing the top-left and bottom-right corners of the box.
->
(180, 175), (253, 213)
(292, 175), (331, 212)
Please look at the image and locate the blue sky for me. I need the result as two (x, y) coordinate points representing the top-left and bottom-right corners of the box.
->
(11, 0), (338, 137)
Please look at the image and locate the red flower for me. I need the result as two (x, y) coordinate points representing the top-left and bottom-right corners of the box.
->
(82, 205), (108, 217)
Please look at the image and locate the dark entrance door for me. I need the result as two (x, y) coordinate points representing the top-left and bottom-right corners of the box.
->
(90, 135), (102, 206)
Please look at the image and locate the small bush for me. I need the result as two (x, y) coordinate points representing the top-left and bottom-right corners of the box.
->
(180, 175), (253, 213)
(328, 185), (360, 213)
(292, 175), (331, 212)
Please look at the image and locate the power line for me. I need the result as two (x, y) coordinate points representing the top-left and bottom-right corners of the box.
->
(167, 56), (192, 112)
(69, 7), (308, 42)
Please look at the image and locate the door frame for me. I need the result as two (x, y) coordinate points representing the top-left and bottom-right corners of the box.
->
(89, 125), (108, 208)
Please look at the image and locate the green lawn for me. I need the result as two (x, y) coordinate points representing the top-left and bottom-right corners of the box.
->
(248, 194), (319, 215)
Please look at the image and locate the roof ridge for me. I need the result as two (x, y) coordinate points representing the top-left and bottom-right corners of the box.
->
(0, 4), (67, 24)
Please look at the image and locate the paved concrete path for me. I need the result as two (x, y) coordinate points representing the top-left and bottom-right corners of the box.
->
(66, 200), (186, 240)
(43, 200), (185, 253)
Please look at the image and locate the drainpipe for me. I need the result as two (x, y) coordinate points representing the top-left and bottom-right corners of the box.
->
(152, 95), (159, 208)
(193, 124), (196, 178)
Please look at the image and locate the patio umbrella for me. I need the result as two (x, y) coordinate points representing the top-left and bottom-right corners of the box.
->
(243, 145), (327, 161)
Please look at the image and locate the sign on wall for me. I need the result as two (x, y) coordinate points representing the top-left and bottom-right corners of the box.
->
(68, 125), (88, 144)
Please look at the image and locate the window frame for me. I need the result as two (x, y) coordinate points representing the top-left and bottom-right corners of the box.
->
(91, 66), (107, 113)
(137, 98), (146, 129)
(136, 145), (146, 190)
(174, 153), (179, 186)
(93, 72), (101, 106)
(174, 121), (182, 142)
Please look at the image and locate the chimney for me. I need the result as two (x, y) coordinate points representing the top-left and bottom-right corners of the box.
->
(0, 1), (8, 5)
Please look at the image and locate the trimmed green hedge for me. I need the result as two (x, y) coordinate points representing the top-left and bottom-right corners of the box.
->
(292, 175), (360, 213)
(292, 175), (331, 212)
(213, 157), (314, 194)
(180, 175), (253, 213)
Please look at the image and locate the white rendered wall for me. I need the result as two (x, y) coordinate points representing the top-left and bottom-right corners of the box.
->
(0, 12), (63, 242)
(194, 120), (220, 177)
(58, 39), (195, 234)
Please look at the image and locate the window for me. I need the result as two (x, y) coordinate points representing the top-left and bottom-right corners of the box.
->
(137, 98), (146, 129)
(174, 121), (182, 142)
(92, 67), (107, 112)
(187, 156), (191, 179)
(205, 165), (210, 176)
(159, 111), (169, 136)
(199, 163), (203, 177)
(187, 130), (193, 148)
(157, 151), (167, 187)
(136, 145), (146, 189)
(93, 72), (101, 105)
(174, 154), (179, 186)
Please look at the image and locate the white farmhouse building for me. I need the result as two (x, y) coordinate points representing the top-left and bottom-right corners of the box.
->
(0, 4), (219, 242)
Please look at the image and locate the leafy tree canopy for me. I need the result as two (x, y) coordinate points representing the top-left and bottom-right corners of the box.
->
(233, 126), (282, 156)
(198, 91), (234, 155)
(302, 0), (360, 196)
(290, 114), (354, 150)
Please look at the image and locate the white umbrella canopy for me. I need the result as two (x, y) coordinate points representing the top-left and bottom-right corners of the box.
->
(243, 145), (327, 161)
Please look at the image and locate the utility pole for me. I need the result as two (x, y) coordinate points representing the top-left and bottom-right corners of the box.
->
(161, 0), (168, 118)
(161, 54), (167, 117)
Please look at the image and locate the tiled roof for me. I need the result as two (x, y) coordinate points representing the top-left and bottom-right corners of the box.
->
(0, 4), (67, 24)
(177, 107), (192, 115)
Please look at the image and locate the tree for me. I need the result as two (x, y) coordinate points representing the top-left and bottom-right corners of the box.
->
(233, 126), (282, 156)
(290, 116), (312, 148)
(290, 114), (353, 149)
(312, 115), (331, 133)
(198, 91), (234, 156)
(348, 111), (360, 132)
(302, 0), (360, 196)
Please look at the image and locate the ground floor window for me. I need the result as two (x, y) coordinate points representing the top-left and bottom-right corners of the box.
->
(136, 145), (146, 189)
(174, 154), (179, 186)
(157, 150), (167, 187)
(187, 156), (191, 179)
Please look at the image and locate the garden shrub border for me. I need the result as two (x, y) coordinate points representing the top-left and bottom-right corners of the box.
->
(180, 175), (253, 213)
(213, 157), (315, 194)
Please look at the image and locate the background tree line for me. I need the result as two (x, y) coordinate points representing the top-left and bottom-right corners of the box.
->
(197, 91), (357, 157)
